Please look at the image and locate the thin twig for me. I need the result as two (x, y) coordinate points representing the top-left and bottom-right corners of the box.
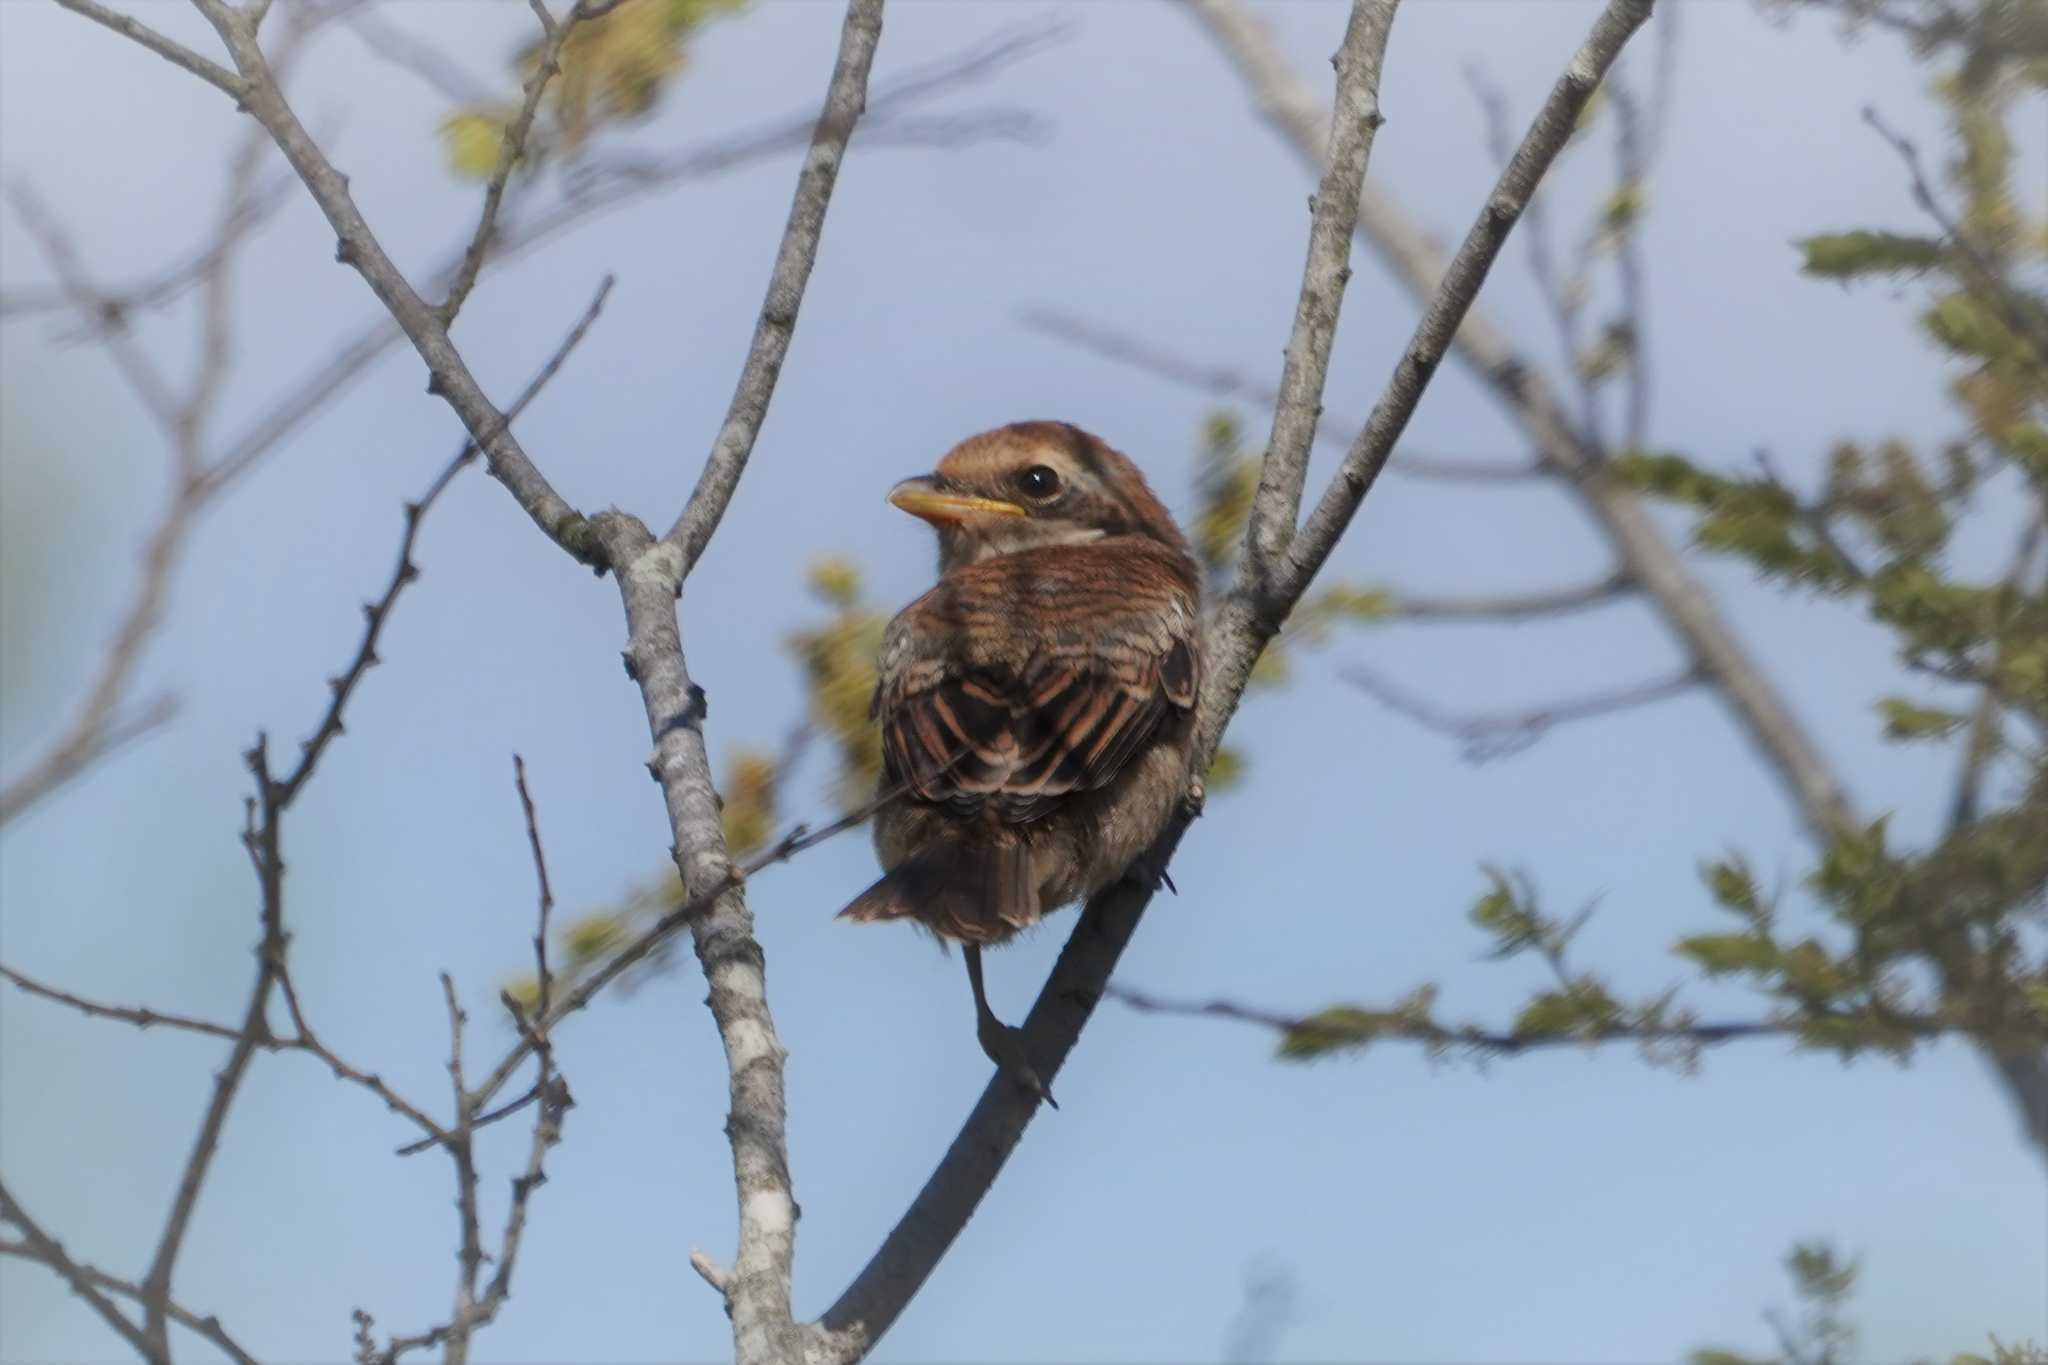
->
(1862, 106), (2048, 368)
(1103, 983), (1947, 1057)
(660, 0), (886, 565)
(189, 17), (1066, 501)
(0, 963), (247, 1042)
(1018, 307), (1545, 483)
(343, 7), (496, 106)
(1341, 660), (1698, 762)
(0, 1232), (259, 1365)
(275, 277), (614, 805)
(0, 1179), (160, 1362)
(439, 0), (597, 323)
(1387, 569), (1632, 623)
(49, 0), (247, 98)
(1242, 0), (1400, 586)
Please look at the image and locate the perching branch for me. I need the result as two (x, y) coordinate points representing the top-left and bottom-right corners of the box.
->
(809, 4), (1653, 1359)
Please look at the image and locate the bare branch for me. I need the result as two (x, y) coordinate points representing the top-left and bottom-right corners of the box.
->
(342, 7), (495, 106)
(661, 0), (886, 566)
(1018, 307), (1545, 482)
(49, 0), (247, 98)
(0, 962), (247, 1043)
(184, 0), (594, 561)
(1341, 660), (1698, 761)
(439, 1), (598, 323)
(1242, 0), (1399, 584)
(468, 764), (913, 1115)
(1386, 568), (1632, 623)
(192, 17), (1066, 500)
(1862, 105), (2048, 368)
(0, 1230), (259, 1365)
(0, 1179), (160, 1362)
(275, 276), (613, 805)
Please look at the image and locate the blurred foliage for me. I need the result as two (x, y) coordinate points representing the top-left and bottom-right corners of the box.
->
(440, 0), (747, 179)
(1692, 1239), (2045, 1365)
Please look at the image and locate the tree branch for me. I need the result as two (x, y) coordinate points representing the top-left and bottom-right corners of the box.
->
(1018, 307), (1546, 483)
(183, 0), (596, 561)
(1386, 568), (1633, 622)
(186, 16), (1066, 501)
(661, 0), (886, 566)
(1341, 659), (1698, 761)
(0, 1229), (259, 1365)
(49, 0), (247, 98)
(0, 1179), (161, 1363)
(1242, 0), (1399, 585)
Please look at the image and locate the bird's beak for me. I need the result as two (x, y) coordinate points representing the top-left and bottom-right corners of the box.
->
(887, 476), (1026, 525)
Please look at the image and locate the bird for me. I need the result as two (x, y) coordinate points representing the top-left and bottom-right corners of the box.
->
(836, 420), (1203, 1106)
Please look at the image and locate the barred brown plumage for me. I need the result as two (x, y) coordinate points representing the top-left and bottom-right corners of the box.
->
(835, 421), (1203, 1106)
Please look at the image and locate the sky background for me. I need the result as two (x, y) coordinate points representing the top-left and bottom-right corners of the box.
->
(2, 1), (2045, 1362)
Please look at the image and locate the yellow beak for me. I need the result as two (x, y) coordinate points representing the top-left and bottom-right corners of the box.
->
(887, 477), (1026, 525)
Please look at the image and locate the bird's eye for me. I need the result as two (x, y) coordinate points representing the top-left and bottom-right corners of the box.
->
(1016, 465), (1061, 500)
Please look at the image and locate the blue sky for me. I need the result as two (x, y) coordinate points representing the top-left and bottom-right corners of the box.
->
(2, 1), (2044, 1361)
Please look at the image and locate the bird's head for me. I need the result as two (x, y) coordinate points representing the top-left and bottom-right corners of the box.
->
(888, 421), (1188, 573)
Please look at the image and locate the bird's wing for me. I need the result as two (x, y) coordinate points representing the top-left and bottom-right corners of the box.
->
(875, 542), (1199, 824)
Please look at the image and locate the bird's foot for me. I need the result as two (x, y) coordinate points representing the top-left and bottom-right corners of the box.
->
(977, 1014), (1057, 1110)
(1126, 845), (1177, 897)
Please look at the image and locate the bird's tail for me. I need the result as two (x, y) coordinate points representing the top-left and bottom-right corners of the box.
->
(837, 838), (1038, 943)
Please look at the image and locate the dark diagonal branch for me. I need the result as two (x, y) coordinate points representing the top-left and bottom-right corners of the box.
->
(660, 0), (886, 565)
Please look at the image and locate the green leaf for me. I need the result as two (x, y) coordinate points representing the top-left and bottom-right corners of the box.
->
(1205, 746), (1247, 792)
(440, 109), (517, 180)
(1701, 856), (1769, 925)
(1796, 230), (1943, 280)
(1876, 697), (1969, 742)
(1676, 932), (1780, 976)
